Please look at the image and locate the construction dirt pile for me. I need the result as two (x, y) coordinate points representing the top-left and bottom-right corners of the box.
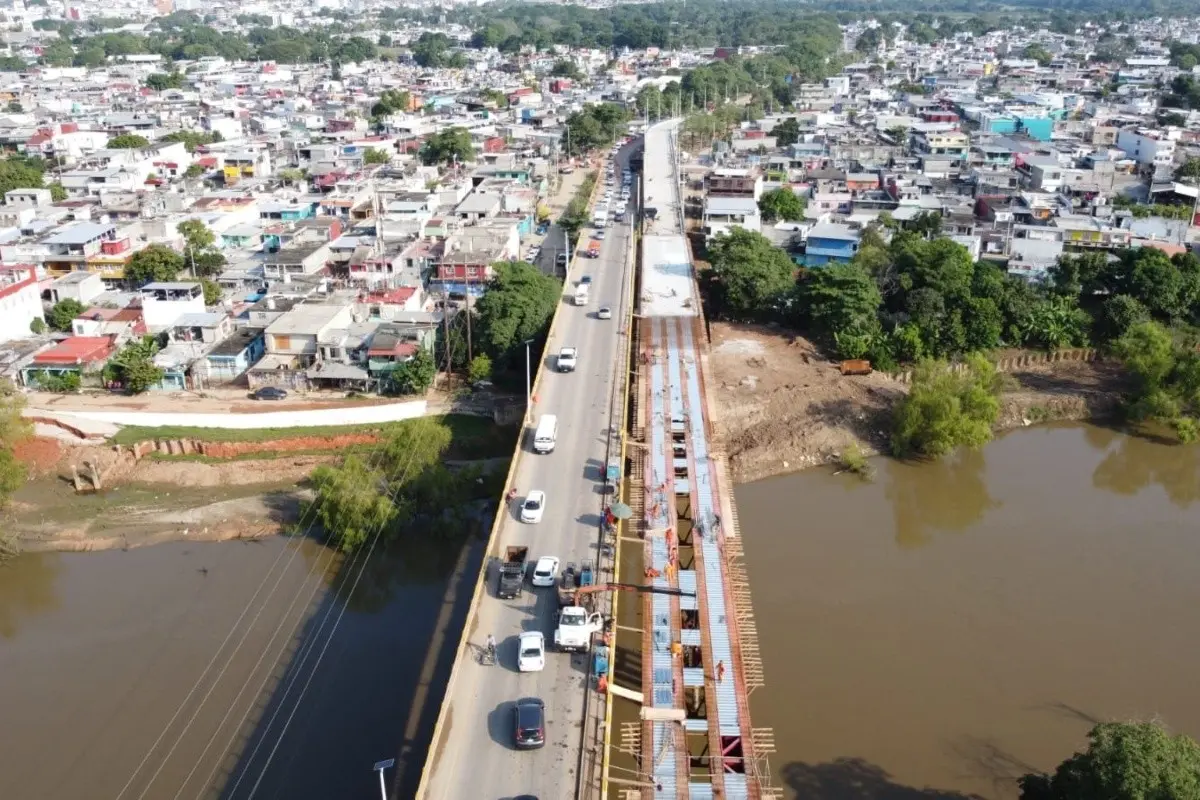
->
(706, 322), (1128, 485)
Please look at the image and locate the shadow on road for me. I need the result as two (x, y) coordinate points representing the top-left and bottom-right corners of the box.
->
(486, 702), (515, 749)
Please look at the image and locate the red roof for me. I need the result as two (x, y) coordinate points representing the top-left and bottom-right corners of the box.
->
(364, 287), (416, 305)
(33, 336), (117, 365)
(369, 341), (419, 358)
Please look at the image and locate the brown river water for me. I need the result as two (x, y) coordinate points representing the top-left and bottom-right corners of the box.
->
(737, 423), (1200, 799)
(2, 423), (1198, 800)
(0, 531), (482, 800)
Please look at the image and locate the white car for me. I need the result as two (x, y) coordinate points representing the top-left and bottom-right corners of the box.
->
(557, 346), (578, 372)
(598, 306), (612, 320)
(520, 490), (546, 524)
(518, 631), (546, 672)
(531, 555), (560, 587)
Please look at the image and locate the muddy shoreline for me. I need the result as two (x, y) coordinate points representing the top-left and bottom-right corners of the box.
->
(706, 322), (1128, 485)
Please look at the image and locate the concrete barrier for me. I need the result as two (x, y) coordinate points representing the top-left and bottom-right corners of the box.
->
(31, 400), (427, 430)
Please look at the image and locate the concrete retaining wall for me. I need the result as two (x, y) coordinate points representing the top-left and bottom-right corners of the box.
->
(892, 348), (1099, 383)
(38, 399), (428, 430)
(129, 432), (380, 460)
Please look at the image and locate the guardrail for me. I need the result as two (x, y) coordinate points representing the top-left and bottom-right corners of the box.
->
(413, 157), (609, 800)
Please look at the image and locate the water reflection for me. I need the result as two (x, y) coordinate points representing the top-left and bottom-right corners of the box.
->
(885, 450), (999, 549)
(781, 757), (977, 800)
(0, 552), (61, 638)
(1091, 431), (1200, 508)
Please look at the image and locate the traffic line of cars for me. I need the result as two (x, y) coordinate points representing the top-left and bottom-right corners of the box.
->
(491, 145), (631, 762)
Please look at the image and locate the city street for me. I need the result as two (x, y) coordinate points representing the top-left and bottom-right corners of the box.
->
(419, 145), (636, 800)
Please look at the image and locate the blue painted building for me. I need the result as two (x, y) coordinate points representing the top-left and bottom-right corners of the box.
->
(799, 223), (860, 267)
(980, 114), (1054, 142)
(203, 327), (266, 384)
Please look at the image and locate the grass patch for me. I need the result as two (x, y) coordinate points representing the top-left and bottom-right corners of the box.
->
(836, 442), (875, 480)
(112, 414), (518, 460)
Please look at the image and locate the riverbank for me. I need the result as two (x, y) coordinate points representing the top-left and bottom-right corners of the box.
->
(708, 322), (1128, 484)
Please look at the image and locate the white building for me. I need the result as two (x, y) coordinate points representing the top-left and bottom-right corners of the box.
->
(1116, 128), (1176, 168)
(0, 265), (44, 341)
(139, 282), (205, 331)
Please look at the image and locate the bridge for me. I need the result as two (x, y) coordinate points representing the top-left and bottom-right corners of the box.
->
(415, 121), (775, 800)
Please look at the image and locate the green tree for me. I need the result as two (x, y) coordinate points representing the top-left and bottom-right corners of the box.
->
(48, 182), (65, 201)
(386, 348), (437, 395)
(277, 167), (304, 185)
(104, 336), (164, 394)
(795, 262), (881, 343)
(1175, 157), (1200, 182)
(125, 244), (184, 285)
(158, 129), (221, 152)
(757, 187), (806, 222)
(474, 261), (562, 370)
(40, 39), (74, 67)
(177, 220), (225, 277)
(706, 228), (796, 321)
(419, 127), (474, 167)
(550, 59), (583, 80)
(0, 157), (46, 196)
(309, 455), (397, 553)
(891, 354), (1001, 459)
(29, 318), (46, 334)
(1022, 43), (1053, 66)
(0, 379), (29, 509)
(1095, 294), (1150, 342)
(5, 101), (21, 113)
(106, 133), (150, 149)
(1019, 721), (1200, 800)
(184, 164), (204, 178)
(1020, 295), (1091, 349)
(770, 117), (800, 147)
(47, 298), (85, 331)
(362, 147), (390, 165)
(199, 278), (221, 306)
(411, 32), (464, 68)
(468, 353), (492, 383)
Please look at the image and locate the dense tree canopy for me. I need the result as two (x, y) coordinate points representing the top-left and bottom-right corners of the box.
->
(758, 187), (806, 223)
(474, 261), (562, 372)
(1020, 721), (1200, 800)
(125, 244), (184, 285)
(106, 134), (150, 150)
(420, 127), (474, 167)
(891, 355), (1002, 459)
(561, 103), (632, 156)
(0, 379), (29, 511)
(411, 32), (465, 68)
(705, 229), (796, 321)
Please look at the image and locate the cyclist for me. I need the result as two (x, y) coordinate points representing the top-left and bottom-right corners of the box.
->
(485, 633), (497, 661)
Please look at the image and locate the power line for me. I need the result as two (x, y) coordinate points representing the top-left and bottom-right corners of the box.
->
(188, 312), (473, 799)
(113, 305), (472, 800)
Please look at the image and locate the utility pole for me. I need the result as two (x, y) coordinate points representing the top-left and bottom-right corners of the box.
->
(465, 272), (473, 363)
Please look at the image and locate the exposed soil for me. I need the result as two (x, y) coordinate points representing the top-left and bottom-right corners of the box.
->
(706, 322), (1128, 485)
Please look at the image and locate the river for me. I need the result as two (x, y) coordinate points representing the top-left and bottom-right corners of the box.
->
(0, 531), (481, 800)
(736, 423), (1200, 799)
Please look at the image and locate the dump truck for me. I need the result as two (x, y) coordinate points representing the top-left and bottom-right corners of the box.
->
(497, 545), (528, 599)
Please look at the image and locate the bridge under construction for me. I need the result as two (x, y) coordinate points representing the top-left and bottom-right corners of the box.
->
(600, 119), (777, 800)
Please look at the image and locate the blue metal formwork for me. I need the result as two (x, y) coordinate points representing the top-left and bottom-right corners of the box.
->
(681, 323), (742, 739)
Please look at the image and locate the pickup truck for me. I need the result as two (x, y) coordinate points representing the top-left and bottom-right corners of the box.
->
(557, 346), (578, 373)
(554, 605), (603, 652)
(497, 545), (528, 599)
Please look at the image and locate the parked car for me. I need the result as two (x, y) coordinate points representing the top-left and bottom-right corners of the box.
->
(253, 386), (288, 401)
(513, 698), (546, 749)
(598, 306), (613, 320)
(580, 274), (592, 284)
(531, 556), (560, 587)
(520, 491), (546, 524)
(518, 632), (546, 672)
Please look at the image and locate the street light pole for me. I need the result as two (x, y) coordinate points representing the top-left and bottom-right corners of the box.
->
(524, 337), (535, 422)
(373, 758), (394, 800)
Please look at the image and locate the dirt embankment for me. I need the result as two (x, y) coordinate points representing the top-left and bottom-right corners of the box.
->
(707, 322), (1128, 485)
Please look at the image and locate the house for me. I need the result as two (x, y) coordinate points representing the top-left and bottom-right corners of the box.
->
(41, 222), (118, 276)
(199, 327), (266, 385)
(170, 312), (233, 345)
(21, 335), (117, 387)
(49, 271), (105, 305)
(71, 306), (145, 340)
(139, 282), (205, 330)
(0, 265), (43, 342)
(263, 239), (333, 282)
(703, 196), (762, 240)
(249, 303), (355, 390)
(1116, 128), (1176, 170)
(800, 223), (861, 266)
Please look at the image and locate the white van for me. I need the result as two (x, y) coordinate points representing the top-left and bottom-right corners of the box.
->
(533, 414), (558, 454)
(574, 283), (590, 306)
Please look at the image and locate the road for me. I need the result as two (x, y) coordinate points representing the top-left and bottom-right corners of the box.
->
(419, 143), (638, 800)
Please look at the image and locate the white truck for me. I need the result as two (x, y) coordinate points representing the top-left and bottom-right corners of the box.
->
(553, 606), (603, 652)
(573, 283), (590, 306)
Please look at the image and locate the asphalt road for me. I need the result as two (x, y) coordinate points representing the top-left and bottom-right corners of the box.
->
(420, 145), (637, 800)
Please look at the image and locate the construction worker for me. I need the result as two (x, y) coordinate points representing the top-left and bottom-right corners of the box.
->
(716, 660), (726, 683)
